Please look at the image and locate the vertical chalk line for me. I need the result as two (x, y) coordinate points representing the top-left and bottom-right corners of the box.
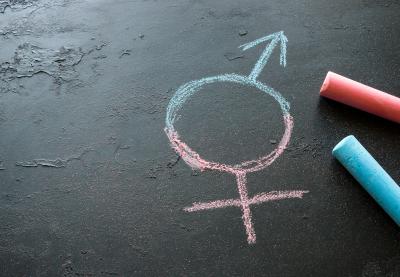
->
(235, 172), (256, 244)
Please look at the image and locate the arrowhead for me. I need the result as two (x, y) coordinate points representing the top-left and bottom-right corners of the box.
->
(239, 31), (288, 72)
(238, 31), (283, 49)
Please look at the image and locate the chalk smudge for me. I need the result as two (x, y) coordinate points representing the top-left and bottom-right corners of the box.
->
(15, 148), (93, 169)
(15, 159), (66, 168)
(164, 31), (308, 244)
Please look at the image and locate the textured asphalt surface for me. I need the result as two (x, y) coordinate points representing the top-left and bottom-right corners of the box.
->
(1, 0), (400, 276)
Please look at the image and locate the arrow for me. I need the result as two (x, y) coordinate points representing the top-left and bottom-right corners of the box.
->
(239, 31), (288, 81)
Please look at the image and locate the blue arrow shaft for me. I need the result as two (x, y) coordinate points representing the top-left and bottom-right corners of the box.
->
(248, 37), (279, 81)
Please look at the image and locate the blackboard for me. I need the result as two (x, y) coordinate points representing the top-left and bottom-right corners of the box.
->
(1, 0), (400, 276)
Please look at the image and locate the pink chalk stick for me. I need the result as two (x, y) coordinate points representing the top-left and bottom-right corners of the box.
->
(320, 72), (400, 123)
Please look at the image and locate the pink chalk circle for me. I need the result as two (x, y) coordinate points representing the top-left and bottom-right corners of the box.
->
(165, 73), (293, 174)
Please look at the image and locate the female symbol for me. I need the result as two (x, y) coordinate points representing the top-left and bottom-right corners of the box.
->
(165, 31), (309, 244)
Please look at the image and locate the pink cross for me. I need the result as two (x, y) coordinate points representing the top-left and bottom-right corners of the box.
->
(165, 115), (308, 244)
(183, 171), (308, 244)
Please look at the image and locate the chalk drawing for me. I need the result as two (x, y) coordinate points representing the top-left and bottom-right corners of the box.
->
(164, 31), (309, 244)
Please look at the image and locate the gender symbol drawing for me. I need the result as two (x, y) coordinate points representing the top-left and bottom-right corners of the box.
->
(165, 31), (309, 244)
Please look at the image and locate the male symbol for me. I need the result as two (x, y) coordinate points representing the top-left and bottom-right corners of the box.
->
(165, 31), (309, 244)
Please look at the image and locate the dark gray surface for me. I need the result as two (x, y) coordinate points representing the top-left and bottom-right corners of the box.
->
(1, 0), (400, 276)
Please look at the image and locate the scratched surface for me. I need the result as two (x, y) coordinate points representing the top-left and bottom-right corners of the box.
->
(1, 0), (400, 276)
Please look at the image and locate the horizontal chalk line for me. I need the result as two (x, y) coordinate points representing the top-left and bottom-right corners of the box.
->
(184, 190), (309, 212)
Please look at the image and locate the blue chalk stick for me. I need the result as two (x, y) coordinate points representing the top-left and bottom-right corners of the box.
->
(333, 135), (400, 226)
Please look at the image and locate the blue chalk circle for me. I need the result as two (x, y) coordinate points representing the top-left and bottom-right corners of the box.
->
(333, 135), (400, 226)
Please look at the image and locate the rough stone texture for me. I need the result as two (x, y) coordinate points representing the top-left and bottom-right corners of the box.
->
(0, 0), (400, 276)
(0, 0), (38, 13)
